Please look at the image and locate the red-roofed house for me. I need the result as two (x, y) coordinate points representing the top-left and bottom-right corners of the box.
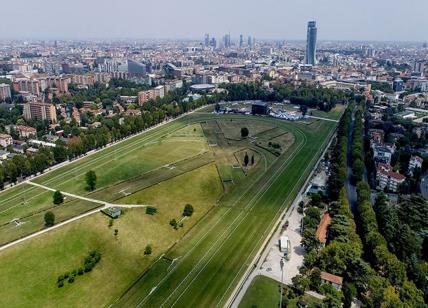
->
(376, 163), (406, 192)
(320, 271), (343, 290)
(316, 213), (332, 247)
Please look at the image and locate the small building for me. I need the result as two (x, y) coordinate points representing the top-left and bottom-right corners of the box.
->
(0, 150), (9, 160)
(0, 133), (13, 148)
(316, 213), (332, 247)
(409, 155), (423, 175)
(251, 101), (268, 115)
(320, 271), (343, 291)
(101, 207), (122, 219)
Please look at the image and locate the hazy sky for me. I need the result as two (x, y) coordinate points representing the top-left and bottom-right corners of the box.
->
(2, 0), (427, 41)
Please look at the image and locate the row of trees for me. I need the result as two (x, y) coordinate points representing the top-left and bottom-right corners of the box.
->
(220, 82), (351, 112)
(297, 102), (426, 307)
(374, 193), (428, 302)
(351, 110), (365, 183)
(355, 182), (426, 306)
(0, 85), (218, 189)
(327, 107), (353, 200)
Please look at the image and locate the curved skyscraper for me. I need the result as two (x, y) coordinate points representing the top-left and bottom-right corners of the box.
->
(305, 21), (317, 65)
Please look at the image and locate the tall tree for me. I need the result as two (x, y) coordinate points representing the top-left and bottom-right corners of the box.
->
(85, 170), (97, 191)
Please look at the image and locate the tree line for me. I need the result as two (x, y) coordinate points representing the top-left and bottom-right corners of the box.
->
(220, 82), (351, 112)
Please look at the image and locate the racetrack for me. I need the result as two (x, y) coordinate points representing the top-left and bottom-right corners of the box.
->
(114, 114), (336, 308)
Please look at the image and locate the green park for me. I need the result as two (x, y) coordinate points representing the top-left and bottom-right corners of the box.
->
(0, 108), (338, 307)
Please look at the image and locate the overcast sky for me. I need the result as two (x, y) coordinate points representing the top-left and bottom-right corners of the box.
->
(1, 0), (427, 42)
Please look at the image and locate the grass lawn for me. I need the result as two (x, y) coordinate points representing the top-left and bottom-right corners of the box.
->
(115, 115), (336, 307)
(239, 275), (323, 308)
(0, 113), (336, 308)
(0, 122), (209, 243)
(0, 163), (222, 307)
(310, 104), (345, 120)
(36, 139), (209, 197)
(239, 275), (282, 308)
(117, 163), (223, 223)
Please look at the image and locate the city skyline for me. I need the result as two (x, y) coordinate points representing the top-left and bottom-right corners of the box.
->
(1, 0), (428, 42)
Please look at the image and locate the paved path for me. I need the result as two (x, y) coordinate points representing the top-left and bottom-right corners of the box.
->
(0, 182), (147, 253)
(27, 181), (106, 205)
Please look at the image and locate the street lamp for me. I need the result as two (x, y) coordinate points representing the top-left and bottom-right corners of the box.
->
(279, 257), (284, 308)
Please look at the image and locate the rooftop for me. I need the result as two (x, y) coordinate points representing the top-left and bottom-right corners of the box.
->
(315, 213), (332, 244)
(320, 271), (343, 285)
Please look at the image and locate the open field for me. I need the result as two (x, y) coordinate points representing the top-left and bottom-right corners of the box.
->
(114, 115), (336, 307)
(0, 163), (223, 307)
(239, 275), (322, 308)
(34, 138), (209, 196)
(310, 104), (345, 120)
(0, 110), (338, 307)
(0, 121), (209, 243)
(238, 275), (282, 308)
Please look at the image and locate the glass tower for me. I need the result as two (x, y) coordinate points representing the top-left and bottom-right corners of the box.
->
(306, 21), (317, 65)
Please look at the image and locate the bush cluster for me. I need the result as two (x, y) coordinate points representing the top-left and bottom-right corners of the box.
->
(57, 250), (101, 288)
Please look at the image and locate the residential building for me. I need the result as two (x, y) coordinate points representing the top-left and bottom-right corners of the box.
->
(305, 21), (317, 66)
(23, 101), (57, 123)
(409, 155), (423, 175)
(0, 83), (11, 100)
(373, 145), (393, 164)
(0, 133), (13, 148)
(16, 125), (37, 138)
(138, 86), (165, 105)
(376, 163), (406, 192)
(320, 272), (343, 291)
(13, 79), (41, 96)
(315, 213), (332, 247)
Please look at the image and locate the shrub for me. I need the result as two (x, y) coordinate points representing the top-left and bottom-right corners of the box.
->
(44, 211), (55, 227)
(183, 204), (194, 217)
(144, 245), (152, 255)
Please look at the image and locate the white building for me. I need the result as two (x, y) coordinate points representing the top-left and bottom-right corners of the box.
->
(409, 155), (423, 175)
(376, 163), (406, 192)
(0, 83), (11, 100)
(0, 134), (13, 148)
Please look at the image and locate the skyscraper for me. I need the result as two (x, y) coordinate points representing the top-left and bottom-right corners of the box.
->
(305, 21), (317, 65)
(247, 36), (252, 49)
(204, 33), (210, 47)
(223, 33), (231, 48)
(239, 34), (243, 48)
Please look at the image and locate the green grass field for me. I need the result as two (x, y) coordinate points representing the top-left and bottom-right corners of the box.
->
(239, 275), (282, 308)
(114, 115), (336, 307)
(0, 163), (223, 307)
(310, 104), (345, 120)
(239, 275), (322, 308)
(0, 109), (339, 307)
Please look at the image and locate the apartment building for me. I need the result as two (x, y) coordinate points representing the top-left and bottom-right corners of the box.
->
(0, 83), (11, 100)
(23, 101), (57, 123)
(138, 85), (165, 106)
(376, 163), (406, 192)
